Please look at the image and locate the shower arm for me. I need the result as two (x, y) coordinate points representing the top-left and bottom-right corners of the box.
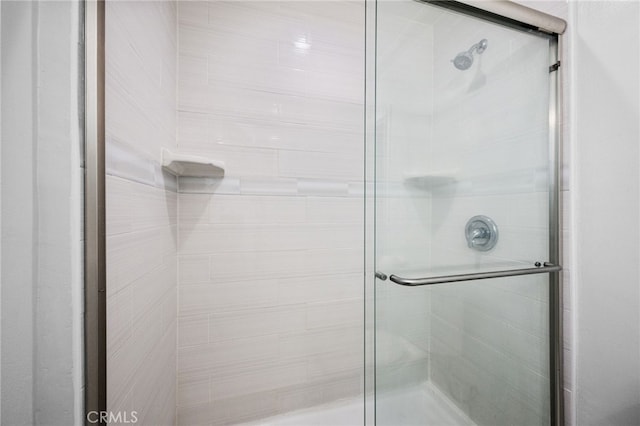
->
(468, 39), (488, 55)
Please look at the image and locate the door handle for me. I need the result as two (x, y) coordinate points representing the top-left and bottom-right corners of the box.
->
(377, 262), (561, 287)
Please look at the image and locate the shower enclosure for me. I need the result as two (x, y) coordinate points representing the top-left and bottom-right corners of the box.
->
(370, 1), (564, 425)
(80, 0), (566, 425)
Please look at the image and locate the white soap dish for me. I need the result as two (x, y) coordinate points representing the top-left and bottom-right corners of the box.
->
(161, 149), (225, 178)
(403, 171), (457, 190)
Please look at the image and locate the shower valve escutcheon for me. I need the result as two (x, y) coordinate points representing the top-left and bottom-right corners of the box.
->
(465, 215), (499, 251)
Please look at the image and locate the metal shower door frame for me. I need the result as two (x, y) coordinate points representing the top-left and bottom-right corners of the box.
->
(84, 0), (565, 424)
(84, 0), (107, 424)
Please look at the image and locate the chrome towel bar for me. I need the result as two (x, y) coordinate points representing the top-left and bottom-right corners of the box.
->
(379, 262), (562, 287)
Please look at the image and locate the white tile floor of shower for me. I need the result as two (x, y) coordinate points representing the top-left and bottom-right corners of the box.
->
(239, 381), (475, 426)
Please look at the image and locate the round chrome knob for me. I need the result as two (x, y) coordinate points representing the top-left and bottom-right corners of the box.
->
(465, 215), (499, 252)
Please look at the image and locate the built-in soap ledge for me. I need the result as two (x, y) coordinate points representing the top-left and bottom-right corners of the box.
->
(403, 171), (457, 190)
(161, 149), (225, 178)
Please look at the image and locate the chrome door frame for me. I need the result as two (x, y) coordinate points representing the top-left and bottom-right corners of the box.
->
(84, 0), (107, 424)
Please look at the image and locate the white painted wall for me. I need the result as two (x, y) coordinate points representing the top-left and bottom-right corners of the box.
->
(1, 1), (83, 424)
(1, 3), (36, 422)
(571, 2), (640, 425)
(105, 2), (178, 425)
(34, 2), (84, 424)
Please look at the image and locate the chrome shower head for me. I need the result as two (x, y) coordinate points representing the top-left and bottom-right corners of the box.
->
(452, 39), (488, 70)
(453, 52), (474, 70)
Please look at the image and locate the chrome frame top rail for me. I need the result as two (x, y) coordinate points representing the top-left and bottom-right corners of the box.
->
(422, 1), (566, 36)
(387, 263), (562, 287)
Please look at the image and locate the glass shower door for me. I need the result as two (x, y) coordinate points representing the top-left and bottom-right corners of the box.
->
(373, 1), (560, 425)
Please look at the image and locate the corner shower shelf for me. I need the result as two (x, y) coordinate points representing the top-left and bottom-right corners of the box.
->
(161, 149), (225, 178)
(404, 172), (457, 190)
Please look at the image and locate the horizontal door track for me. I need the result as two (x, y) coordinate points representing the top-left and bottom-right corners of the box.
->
(379, 262), (562, 287)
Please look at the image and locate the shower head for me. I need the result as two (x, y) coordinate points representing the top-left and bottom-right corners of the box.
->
(452, 39), (488, 70)
(452, 52), (474, 71)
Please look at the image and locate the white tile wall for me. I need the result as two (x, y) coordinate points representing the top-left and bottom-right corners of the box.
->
(106, 1), (178, 425)
(176, 2), (366, 425)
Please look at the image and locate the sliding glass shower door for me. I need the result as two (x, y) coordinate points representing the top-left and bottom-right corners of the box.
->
(373, 1), (561, 425)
